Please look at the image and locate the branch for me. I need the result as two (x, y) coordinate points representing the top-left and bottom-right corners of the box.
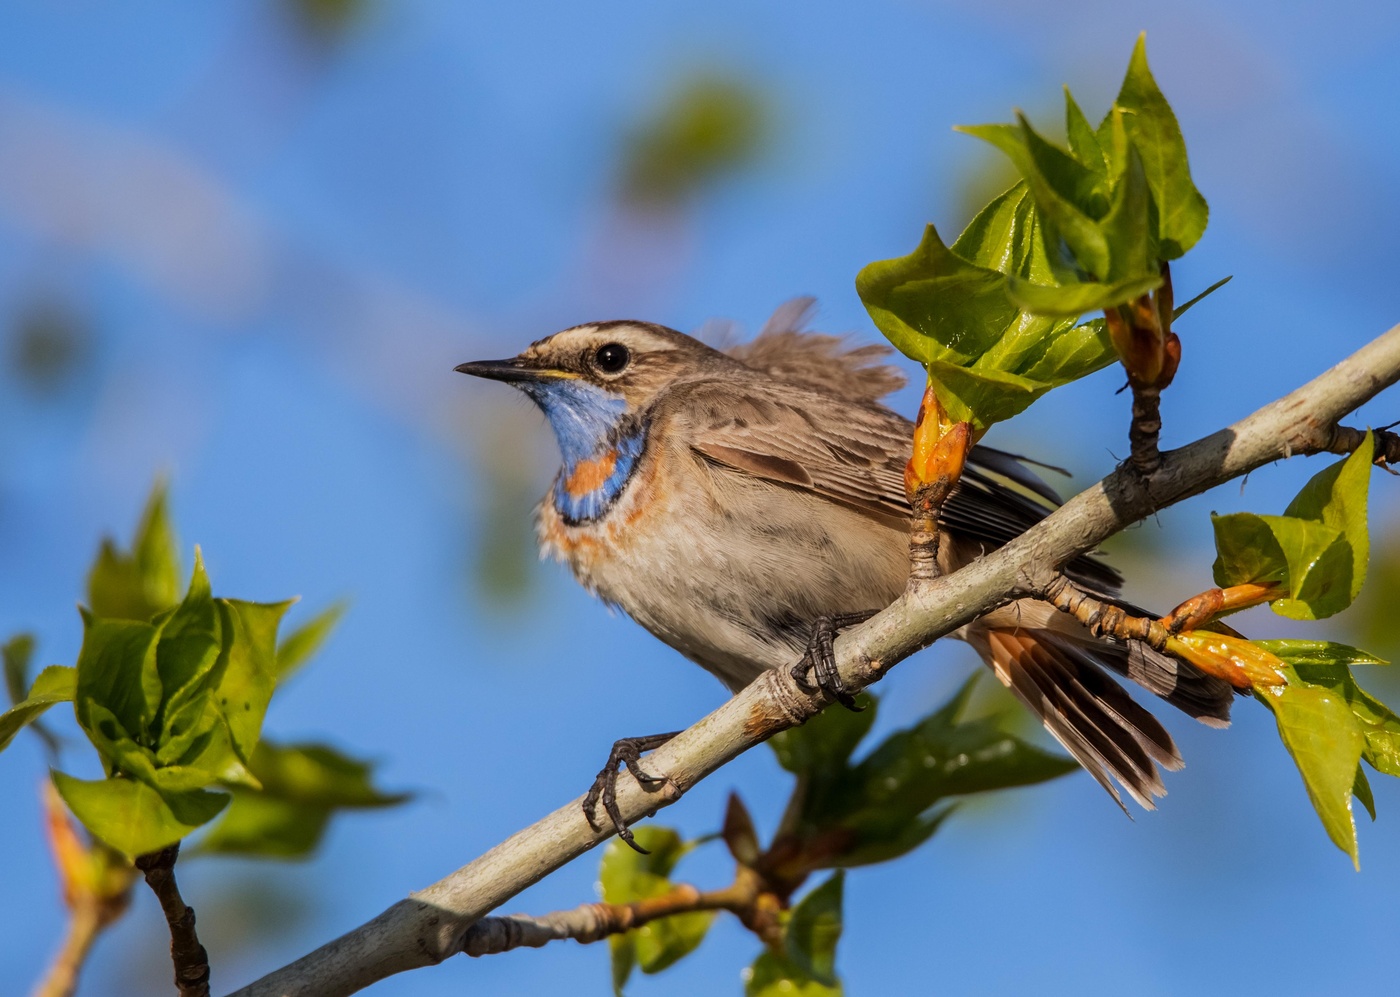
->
(136, 845), (211, 997)
(228, 322), (1400, 997)
(460, 873), (762, 957)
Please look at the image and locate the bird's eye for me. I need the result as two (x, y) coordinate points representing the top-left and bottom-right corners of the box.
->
(593, 342), (630, 374)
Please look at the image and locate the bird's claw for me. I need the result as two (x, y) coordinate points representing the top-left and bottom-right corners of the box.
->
(582, 731), (681, 853)
(789, 612), (877, 711)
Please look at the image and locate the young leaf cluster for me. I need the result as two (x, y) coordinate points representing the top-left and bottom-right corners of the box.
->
(0, 483), (405, 861)
(1206, 437), (1399, 865)
(857, 34), (1219, 433)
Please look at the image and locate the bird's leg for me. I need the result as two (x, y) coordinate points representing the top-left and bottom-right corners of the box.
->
(790, 612), (878, 711)
(583, 731), (683, 853)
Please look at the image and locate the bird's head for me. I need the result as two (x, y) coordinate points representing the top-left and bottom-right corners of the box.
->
(456, 321), (728, 465)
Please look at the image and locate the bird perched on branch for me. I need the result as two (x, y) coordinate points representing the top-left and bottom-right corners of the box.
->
(457, 299), (1233, 847)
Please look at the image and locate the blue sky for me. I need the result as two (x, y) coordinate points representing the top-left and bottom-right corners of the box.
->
(2, 2), (1399, 994)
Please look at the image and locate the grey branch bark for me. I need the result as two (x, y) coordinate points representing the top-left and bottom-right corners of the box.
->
(227, 323), (1400, 997)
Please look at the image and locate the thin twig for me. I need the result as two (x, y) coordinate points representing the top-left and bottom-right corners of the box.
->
(1129, 382), (1164, 476)
(136, 845), (211, 997)
(32, 901), (103, 997)
(462, 874), (762, 957)
(227, 322), (1400, 997)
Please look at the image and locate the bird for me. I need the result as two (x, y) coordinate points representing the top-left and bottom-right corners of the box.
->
(456, 299), (1234, 847)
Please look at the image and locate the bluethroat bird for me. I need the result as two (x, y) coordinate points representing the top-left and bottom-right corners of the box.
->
(457, 299), (1233, 848)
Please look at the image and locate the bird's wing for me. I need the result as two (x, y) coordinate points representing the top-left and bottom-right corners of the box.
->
(661, 378), (1122, 593)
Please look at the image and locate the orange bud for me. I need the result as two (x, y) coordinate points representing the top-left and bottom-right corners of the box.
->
(41, 781), (134, 911)
(1161, 581), (1283, 632)
(1167, 631), (1287, 691)
(43, 780), (89, 909)
(905, 382), (971, 503)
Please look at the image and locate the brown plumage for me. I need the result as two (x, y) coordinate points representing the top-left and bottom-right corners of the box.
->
(461, 301), (1235, 814)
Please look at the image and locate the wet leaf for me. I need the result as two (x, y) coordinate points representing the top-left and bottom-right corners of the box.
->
(1255, 640), (1386, 668)
(52, 771), (228, 857)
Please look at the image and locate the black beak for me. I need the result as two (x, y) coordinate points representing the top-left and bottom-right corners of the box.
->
(453, 358), (556, 383)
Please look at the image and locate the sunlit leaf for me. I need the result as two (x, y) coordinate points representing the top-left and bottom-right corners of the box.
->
(1255, 640), (1387, 668)
(1007, 272), (1161, 318)
(1256, 673), (1363, 866)
(1211, 513), (1352, 620)
(1284, 431), (1374, 602)
(155, 551), (223, 720)
(74, 615), (163, 744)
(1111, 34), (1209, 258)
(785, 873), (843, 987)
(52, 771), (228, 857)
(274, 601), (347, 684)
(87, 482), (181, 622)
(745, 950), (842, 997)
(1063, 87), (1107, 180)
(213, 599), (292, 764)
(599, 826), (712, 986)
(0, 665), (75, 754)
(857, 224), (1116, 432)
(1172, 275), (1232, 320)
(1354, 766), (1376, 822)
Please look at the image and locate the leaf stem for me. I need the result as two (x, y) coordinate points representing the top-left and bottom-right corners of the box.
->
(135, 844), (211, 997)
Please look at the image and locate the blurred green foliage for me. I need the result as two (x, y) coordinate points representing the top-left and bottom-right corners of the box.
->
(7, 298), (91, 395)
(619, 74), (768, 210)
(0, 481), (406, 861)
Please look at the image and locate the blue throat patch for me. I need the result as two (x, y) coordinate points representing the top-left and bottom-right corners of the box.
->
(519, 380), (646, 523)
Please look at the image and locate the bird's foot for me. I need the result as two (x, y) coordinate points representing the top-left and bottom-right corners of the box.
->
(583, 731), (682, 853)
(789, 611), (878, 711)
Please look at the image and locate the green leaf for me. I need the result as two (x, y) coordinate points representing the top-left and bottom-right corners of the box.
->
(0, 665), (75, 754)
(1354, 765), (1376, 822)
(1284, 432), (1374, 603)
(275, 601), (347, 683)
(1097, 140), (1154, 282)
(52, 771), (228, 857)
(1172, 275), (1233, 320)
(956, 119), (1109, 277)
(1210, 513), (1352, 619)
(213, 599), (292, 763)
(1211, 438), (1374, 620)
(3, 633), (35, 706)
(857, 224), (1117, 432)
(1111, 33), (1209, 258)
(785, 873), (844, 987)
(746, 951), (842, 996)
(1064, 87), (1107, 180)
(1007, 272), (1161, 318)
(951, 182), (1059, 283)
(87, 481), (181, 622)
(155, 550), (223, 722)
(74, 615), (163, 743)
(784, 676), (1075, 870)
(1256, 673), (1364, 866)
(770, 694), (876, 777)
(598, 826), (713, 981)
(1255, 640), (1387, 668)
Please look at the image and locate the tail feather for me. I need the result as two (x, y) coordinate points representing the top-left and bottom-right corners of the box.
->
(980, 628), (1179, 811)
